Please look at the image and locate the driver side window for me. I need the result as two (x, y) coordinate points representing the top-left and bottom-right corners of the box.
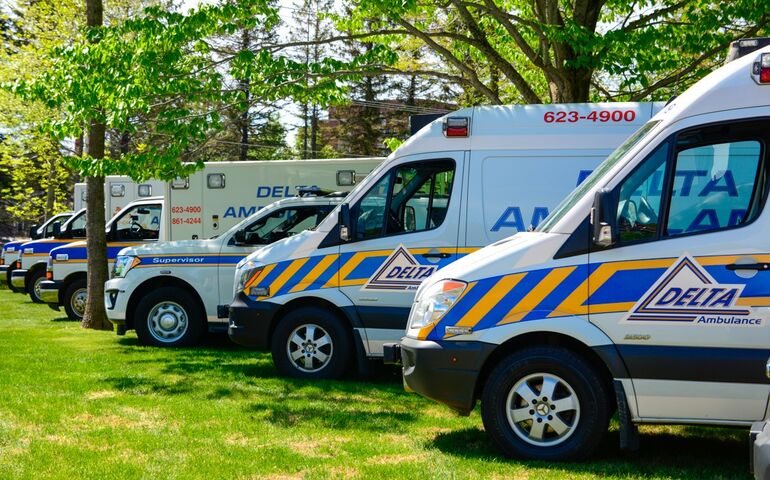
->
(616, 143), (668, 243)
(354, 159), (455, 241)
(114, 204), (161, 241)
(67, 214), (87, 238)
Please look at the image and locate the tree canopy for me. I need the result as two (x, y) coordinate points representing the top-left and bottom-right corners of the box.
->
(338, 0), (770, 104)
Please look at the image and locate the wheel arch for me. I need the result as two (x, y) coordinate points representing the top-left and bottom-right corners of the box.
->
(60, 271), (87, 305)
(25, 260), (47, 281)
(474, 330), (625, 411)
(269, 295), (360, 349)
(126, 276), (207, 330)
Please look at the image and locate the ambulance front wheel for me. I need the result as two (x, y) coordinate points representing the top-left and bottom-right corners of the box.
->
(27, 268), (46, 304)
(63, 279), (87, 321)
(480, 347), (609, 461)
(135, 287), (204, 347)
(271, 307), (351, 380)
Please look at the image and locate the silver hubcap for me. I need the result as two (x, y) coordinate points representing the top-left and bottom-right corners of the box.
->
(286, 323), (333, 373)
(506, 373), (580, 447)
(147, 301), (188, 343)
(33, 277), (44, 300)
(70, 288), (87, 317)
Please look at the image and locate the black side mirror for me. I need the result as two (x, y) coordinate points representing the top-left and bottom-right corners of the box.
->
(338, 203), (351, 242)
(52, 222), (61, 238)
(592, 189), (618, 248)
(233, 229), (246, 244)
(29, 225), (39, 240)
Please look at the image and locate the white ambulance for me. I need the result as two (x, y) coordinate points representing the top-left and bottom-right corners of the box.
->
(161, 158), (382, 240)
(8, 177), (163, 300)
(228, 102), (664, 380)
(392, 46), (770, 461)
(103, 192), (347, 346)
(0, 212), (73, 291)
(40, 158), (382, 321)
(74, 176), (165, 217)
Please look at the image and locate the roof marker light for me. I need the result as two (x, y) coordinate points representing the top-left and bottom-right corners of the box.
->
(759, 53), (770, 84)
(443, 117), (470, 137)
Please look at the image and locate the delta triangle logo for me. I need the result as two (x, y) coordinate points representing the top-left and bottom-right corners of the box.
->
(362, 245), (438, 291)
(623, 254), (764, 326)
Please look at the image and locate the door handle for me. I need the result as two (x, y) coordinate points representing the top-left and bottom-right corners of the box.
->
(421, 252), (451, 259)
(726, 263), (770, 271)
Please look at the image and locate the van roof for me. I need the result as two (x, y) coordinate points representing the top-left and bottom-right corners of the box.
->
(653, 45), (770, 126)
(393, 102), (664, 158)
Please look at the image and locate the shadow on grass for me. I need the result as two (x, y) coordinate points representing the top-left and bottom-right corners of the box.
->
(245, 401), (418, 431)
(430, 426), (749, 478)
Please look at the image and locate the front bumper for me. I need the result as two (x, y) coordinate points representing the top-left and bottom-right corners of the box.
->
(38, 280), (61, 305)
(228, 292), (280, 349)
(0, 265), (8, 289)
(400, 336), (496, 416)
(104, 278), (128, 325)
(10, 269), (27, 290)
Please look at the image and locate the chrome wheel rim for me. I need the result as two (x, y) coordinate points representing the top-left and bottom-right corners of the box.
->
(33, 277), (44, 300)
(286, 323), (333, 373)
(70, 288), (87, 318)
(506, 373), (580, 447)
(147, 301), (188, 343)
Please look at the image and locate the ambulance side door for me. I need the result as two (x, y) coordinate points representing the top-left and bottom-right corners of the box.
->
(588, 118), (770, 422)
(337, 152), (466, 355)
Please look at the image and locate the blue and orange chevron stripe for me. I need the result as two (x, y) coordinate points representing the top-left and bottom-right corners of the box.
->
(242, 247), (478, 300)
(417, 254), (770, 341)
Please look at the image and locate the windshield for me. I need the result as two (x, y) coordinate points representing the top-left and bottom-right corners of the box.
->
(538, 120), (661, 233)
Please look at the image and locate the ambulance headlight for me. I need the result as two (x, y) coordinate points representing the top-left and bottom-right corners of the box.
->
(113, 255), (139, 278)
(408, 280), (467, 330)
(235, 260), (264, 295)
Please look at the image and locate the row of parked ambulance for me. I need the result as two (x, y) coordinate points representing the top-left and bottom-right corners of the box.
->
(3, 42), (770, 468)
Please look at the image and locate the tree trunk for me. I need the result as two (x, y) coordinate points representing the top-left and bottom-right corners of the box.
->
(81, 0), (110, 331)
(45, 147), (56, 220)
(310, 104), (318, 158)
(301, 101), (309, 159)
(238, 28), (250, 162)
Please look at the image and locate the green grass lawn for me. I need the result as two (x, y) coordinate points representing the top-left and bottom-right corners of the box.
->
(0, 288), (751, 479)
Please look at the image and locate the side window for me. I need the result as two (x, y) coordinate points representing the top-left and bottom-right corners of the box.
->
(667, 140), (763, 235)
(354, 160), (455, 241)
(114, 204), (161, 241)
(242, 207), (325, 245)
(68, 214), (87, 238)
(616, 143), (668, 243)
(43, 218), (61, 236)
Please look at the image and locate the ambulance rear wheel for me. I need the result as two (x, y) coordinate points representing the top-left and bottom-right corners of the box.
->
(63, 279), (87, 321)
(271, 307), (350, 380)
(480, 347), (609, 461)
(27, 268), (46, 304)
(135, 287), (204, 347)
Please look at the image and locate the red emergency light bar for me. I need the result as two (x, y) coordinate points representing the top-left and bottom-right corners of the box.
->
(443, 117), (470, 137)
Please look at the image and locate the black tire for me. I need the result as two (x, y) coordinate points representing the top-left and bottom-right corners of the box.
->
(5, 269), (16, 292)
(63, 279), (87, 321)
(26, 268), (46, 304)
(134, 287), (204, 347)
(271, 307), (351, 380)
(480, 347), (609, 461)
